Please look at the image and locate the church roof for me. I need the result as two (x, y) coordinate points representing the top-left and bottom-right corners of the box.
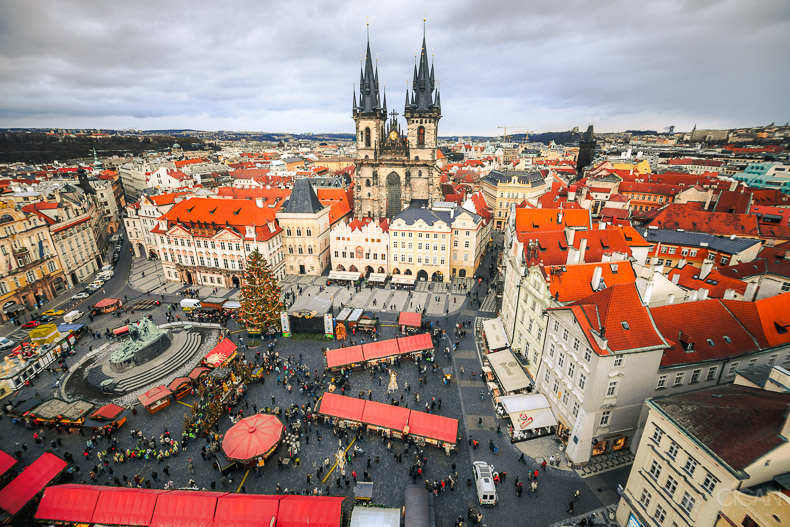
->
(406, 31), (439, 114)
(282, 178), (324, 214)
(355, 31), (383, 115)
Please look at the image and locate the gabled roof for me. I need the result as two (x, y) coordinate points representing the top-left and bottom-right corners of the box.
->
(158, 197), (282, 238)
(514, 208), (590, 233)
(650, 384), (790, 474)
(282, 178), (324, 214)
(642, 228), (761, 255)
(545, 261), (637, 303)
(666, 265), (748, 298)
(649, 203), (760, 237)
(651, 300), (760, 367)
(721, 292), (790, 348)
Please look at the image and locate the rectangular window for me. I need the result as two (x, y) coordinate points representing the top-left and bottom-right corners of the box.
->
(600, 410), (611, 427)
(549, 343), (555, 358)
(584, 348), (591, 362)
(554, 321), (560, 332)
(652, 426), (664, 445)
(562, 328), (569, 341)
(706, 366), (718, 381)
(552, 380), (559, 394)
(702, 473), (717, 493)
(727, 362), (740, 377)
(578, 373), (586, 390)
(680, 492), (695, 514)
(573, 338), (580, 351)
(684, 457), (697, 476)
(571, 401), (579, 418)
(544, 370), (550, 384)
(567, 363), (575, 379)
(649, 460), (662, 480)
(606, 381), (618, 397)
(665, 474), (678, 496)
(667, 442), (679, 460)
(562, 391), (569, 405)
(614, 357), (624, 367)
(690, 369), (701, 383)
(558, 353), (565, 369)
(768, 353), (778, 366)
(657, 375), (667, 389)
(639, 489), (652, 510)
(673, 372), (684, 386)
(654, 504), (667, 523)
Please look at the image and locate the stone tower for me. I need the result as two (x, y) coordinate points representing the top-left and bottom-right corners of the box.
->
(352, 26), (442, 220)
(576, 124), (596, 175)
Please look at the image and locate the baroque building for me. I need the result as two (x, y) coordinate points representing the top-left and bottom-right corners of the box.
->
(352, 29), (442, 220)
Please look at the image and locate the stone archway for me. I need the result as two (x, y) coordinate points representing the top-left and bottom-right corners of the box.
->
(392, 268), (401, 275)
(378, 267), (385, 274)
(459, 269), (467, 278)
(185, 271), (193, 284)
(431, 271), (443, 282)
(336, 264), (346, 271)
(386, 172), (402, 218)
(349, 265), (358, 273)
(364, 266), (374, 277)
(231, 276), (240, 288)
(416, 270), (429, 281)
(137, 243), (145, 257)
(404, 269), (413, 276)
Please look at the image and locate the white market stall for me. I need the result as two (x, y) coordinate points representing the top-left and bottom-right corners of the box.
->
(487, 349), (530, 395)
(497, 393), (558, 442)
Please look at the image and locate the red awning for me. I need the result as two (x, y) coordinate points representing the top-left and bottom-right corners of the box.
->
(407, 411), (459, 444)
(95, 298), (120, 308)
(91, 487), (166, 526)
(276, 495), (345, 527)
(398, 311), (422, 327)
(113, 325), (129, 335)
(150, 490), (227, 527)
(0, 450), (15, 478)
(325, 345), (364, 369)
(361, 339), (399, 361)
(189, 366), (210, 380)
(214, 494), (282, 527)
(204, 338), (238, 367)
(168, 377), (191, 392)
(90, 403), (124, 420)
(361, 400), (410, 432)
(222, 414), (284, 462)
(137, 385), (172, 407)
(0, 452), (67, 515)
(397, 333), (433, 354)
(35, 484), (100, 523)
(318, 392), (366, 422)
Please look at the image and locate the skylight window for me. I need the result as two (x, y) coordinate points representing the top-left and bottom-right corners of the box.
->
(723, 336), (731, 343)
(621, 321), (630, 330)
(707, 339), (715, 346)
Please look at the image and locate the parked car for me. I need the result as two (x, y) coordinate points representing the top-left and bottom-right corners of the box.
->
(34, 314), (53, 323)
(72, 291), (90, 300)
(64, 310), (84, 323)
(0, 337), (14, 349)
(85, 284), (101, 294)
(41, 309), (65, 317)
(22, 320), (41, 329)
(101, 264), (113, 272)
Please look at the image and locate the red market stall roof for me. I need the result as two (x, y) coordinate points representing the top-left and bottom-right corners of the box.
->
(398, 311), (422, 327)
(113, 325), (129, 335)
(137, 385), (172, 407)
(397, 333), (433, 355)
(91, 403), (124, 420)
(277, 495), (345, 527)
(91, 487), (166, 526)
(407, 411), (459, 444)
(222, 414), (284, 462)
(189, 366), (210, 380)
(0, 450), (15, 478)
(204, 338), (238, 367)
(361, 400), (410, 432)
(150, 490), (227, 527)
(167, 377), (192, 392)
(214, 494), (282, 527)
(361, 339), (399, 361)
(0, 452), (67, 515)
(35, 484), (100, 523)
(94, 298), (121, 308)
(318, 392), (366, 422)
(325, 345), (364, 369)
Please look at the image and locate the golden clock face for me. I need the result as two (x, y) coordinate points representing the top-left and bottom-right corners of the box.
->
(389, 130), (398, 140)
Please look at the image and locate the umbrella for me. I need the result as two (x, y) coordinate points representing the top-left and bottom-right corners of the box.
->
(222, 414), (284, 462)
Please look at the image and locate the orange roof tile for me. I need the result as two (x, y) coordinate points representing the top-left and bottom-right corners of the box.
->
(514, 208), (590, 233)
(721, 292), (790, 348)
(546, 261), (636, 303)
(666, 266), (747, 299)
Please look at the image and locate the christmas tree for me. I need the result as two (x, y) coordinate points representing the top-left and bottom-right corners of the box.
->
(239, 249), (282, 334)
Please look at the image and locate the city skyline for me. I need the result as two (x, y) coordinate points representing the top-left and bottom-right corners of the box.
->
(1, 0), (788, 135)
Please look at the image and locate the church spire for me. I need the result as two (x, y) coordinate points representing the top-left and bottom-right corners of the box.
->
(357, 23), (383, 116)
(407, 23), (437, 113)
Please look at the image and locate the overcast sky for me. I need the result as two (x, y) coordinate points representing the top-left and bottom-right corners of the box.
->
(1, 0), (788, 136)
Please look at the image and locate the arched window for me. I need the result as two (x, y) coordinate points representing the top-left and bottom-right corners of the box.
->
(306, 229), (311, 237)
(365, 127), (371, 147)
(296, 229), (302, 237)
(288, 246), (293, 254)
(298, 246), (303, 254)
(417, 126), (425, 146)
(286, 228), (292, 236)
(308, 246), (313, 255)
(367, 193), (371, 198)
(365, 179), (371, 187)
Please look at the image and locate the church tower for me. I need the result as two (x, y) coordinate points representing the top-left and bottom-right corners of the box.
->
(352, 24), (443, 220)
(576, 124), (596, 175)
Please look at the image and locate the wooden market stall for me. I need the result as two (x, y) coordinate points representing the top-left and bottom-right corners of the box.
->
(396, 333), (434, 358)
(361, 339), (400, 365)
(398, 311), (422, 334)
(82, 403), (129, 431)
(167, 377), (192, 400)
(325, 345), (365, 372)
(189, 366), (210, 381)
(27, 398), (94, 428)
(203, 338), (238, 368)
(361, 400), (411, 439)
(0, 453), (67, 517)
(137, 385), (172, 414)
(93, 298), (122, 314)
(318, 391), (366, 428)
(406, 411), (459, 449)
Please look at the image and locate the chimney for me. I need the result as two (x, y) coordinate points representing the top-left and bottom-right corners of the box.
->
(557, 212), (563, 224)
(643, 279), (655, 305)
(704, 190), (713, 210)
(668, 293), (675, 304)
(566, 246), (578, 266)
(723, 289), (736, 300)
(255, 197), (264, 208)
(677, 258), (687, 269)
(566, 227), (576, 246)
(689, 290), (699, 301)
(700, 260), (714, 280)
(671, 272), (680, 285)
(578, 237), (587, 264)
(591, 266), (603, 291)
(743, 282), (759, 302)
(699, 288), (709, 300)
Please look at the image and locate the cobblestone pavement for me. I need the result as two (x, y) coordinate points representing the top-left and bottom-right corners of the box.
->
(0, 239), (630, 526)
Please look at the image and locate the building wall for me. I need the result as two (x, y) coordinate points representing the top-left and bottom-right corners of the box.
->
(278, 208), (331, 276)
(714, 490), (790, 527)
(330, 221), (389, 275)
(388, 217), (451, 281)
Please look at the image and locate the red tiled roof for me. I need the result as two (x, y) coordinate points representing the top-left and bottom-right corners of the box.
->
(651, 300), (760, 367)
(52, 216), (90, 233)
(712, 190), (752, 214)
(666, 266), (748, 298)
(148, 192), (191, 206)
(618, 181), (681, 197)
(514, 208), (590, 233)
(649, 203), (760, 237)
(721, 292), (790, 348)
(546, 261), (637, 303)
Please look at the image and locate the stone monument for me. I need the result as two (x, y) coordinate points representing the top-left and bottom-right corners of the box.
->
(109, 318), (171, 372)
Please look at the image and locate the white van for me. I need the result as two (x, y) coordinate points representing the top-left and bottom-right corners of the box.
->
(97, 271), (114, 281)
(64, 310), (84, 324)
(101, 264), (113, 272)
(472, 461), (498, 507)
(180, 299), (201, 311)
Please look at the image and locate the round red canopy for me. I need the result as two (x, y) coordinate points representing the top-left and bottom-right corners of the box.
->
(222, 414), (284, 462)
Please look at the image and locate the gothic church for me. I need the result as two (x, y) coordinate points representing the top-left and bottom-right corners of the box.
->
(352, 28), (442, 219)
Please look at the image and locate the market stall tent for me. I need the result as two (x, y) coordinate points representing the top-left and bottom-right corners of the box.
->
(398, 311), (422, 328)
(325, 345), (364, 370)
(94, 298), (122, 313)
(0, 452), (67, 515)
(488, 349), (530, 394)
(361, 339), (399, 362)
(90, 403), (124, 421)
(277, 495), (345, 527)
(361, 400), (410, 432)
(91, 487), (166, 526)
(150, 490), (227, 527)
(318, 391), (366, 423)
(137, 385), (172, 414)
(0, 450), (16, 479)
(222, 414), (284, 463)
(214, 494), (281, 527)
(204, 338), (238, 368)
(35, 483), (100, 524)
(397, 333), (433, 355)
(498, 394), (558, 431)
(407, 411), (459, 445)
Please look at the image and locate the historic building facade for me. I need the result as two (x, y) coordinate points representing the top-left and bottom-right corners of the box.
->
(352, 31), (442, 220)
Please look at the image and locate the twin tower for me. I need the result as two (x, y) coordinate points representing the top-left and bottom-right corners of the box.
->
(352, 28), (442, 220)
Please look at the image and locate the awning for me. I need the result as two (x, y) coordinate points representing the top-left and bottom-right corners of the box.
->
(406, 411), (458, 444)
(204, 338), (238, 367)
(328, 270), (361, 281)
(397, 333), (433, 354)
(94, 298), (120, 309)
(362, 339), (399, 361)
(336, 307), (352, 322)
(113, 325), (129, 335)
(350, 507), (401, 527)
(361, 400), (410, 432)
(214, 494), (282, 527)
(276, 495), (345, 527)
(368, 273), (388, 283)
(222, 300), (241, 310)
(482, 318), (510, 351)
(91, 487), (165, 526)
(137, 385), (172, 407)
(498, 394), (558, 431)
(0, 452), (67, 515)
(348, 308), (364, 323)
(391, 275), (416, 285)
(3, 303), (24, 314)
(35, 484), (100, 523)
(168, 377), (192, 392)
(189, 366), (210, 380)
(90, 403), (124, 420)
(325, 345), (364, 369)
(0, 450), (15, 478)
(222, 414), (284, 462)
(488, 350), (530, 393)
(318, 392), (366, 422)
(150, 490), (228, 527)
(398, 311), (422, 327)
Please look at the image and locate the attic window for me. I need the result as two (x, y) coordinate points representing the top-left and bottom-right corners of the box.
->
(707, 339), (715, 346)
(233, 208), (241, 216)
(621, 321), (630, 330)
(187, 206), (194, 213)
(775, 321), (789, 335)
(610, 264), (618, 273)
(723, 336), (731, 343)
(704, 279), (719, 286)
(209, 208), (217, 214)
